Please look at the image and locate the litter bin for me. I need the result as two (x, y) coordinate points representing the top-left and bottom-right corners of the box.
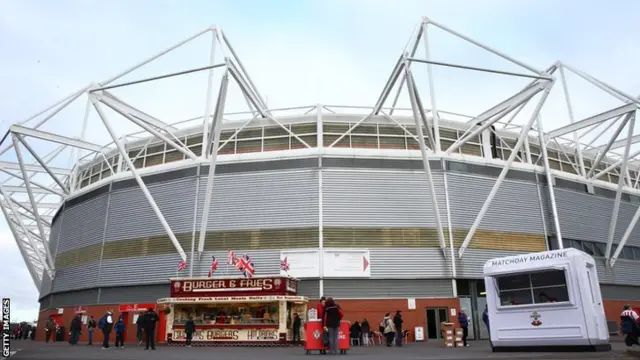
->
(338, 320), (350, 354)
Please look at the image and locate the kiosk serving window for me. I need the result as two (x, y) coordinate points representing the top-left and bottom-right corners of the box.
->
(496, 269), (570, 306)
(173, 302), (280, 325)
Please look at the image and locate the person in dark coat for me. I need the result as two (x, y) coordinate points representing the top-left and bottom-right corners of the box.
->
(292, 313), (301, 344)
(361, 318), (371, 346)
(393, 310), (403, 346)
(135, 315), (144, 346)
(114, 316), (126, 348)
(184, 316), (196, 347)
(350, 321), (362, 346)
(87, 315), (96, 345)
(69, 315), (82, 345)
(143, 307), (159, 350)
(322, 297), (343, 355)
(44, 316), (54, 343)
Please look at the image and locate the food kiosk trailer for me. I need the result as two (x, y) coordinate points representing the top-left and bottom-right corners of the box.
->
(483, 248), (610, 352)
(158, 276), (308, 346)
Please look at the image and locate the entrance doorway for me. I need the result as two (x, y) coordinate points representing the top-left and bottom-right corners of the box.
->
(457, 279), (489, 340)
(425, 308), (448, 340)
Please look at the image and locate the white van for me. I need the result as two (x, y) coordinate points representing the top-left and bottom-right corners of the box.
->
(483, 248), (611, 352)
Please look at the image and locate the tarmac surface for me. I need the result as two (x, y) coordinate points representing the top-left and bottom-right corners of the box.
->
(5, 340), (639, 360)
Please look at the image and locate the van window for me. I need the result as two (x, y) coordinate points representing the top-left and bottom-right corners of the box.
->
(496, 269), (570, 306)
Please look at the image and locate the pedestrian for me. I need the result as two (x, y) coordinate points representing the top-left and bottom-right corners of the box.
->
(482, 306), (490, 335)
(87, 315), (96, 345)
(185, 316), (196, 347)
(44, 316), (54, 343)
(322, 298), (344, 355)
(114, 316), (125, 348)
(69, 315), (82, 345)
(317, 297), (327, 355)
(143, 307), (159, 350)
(292, 313), (301, 344)
(136, 314), (144, 346)
(458, 308), (470, 347)
(393, 310), (403, 346)
(361, 318), (370, 346)
(382, 313), (395, 347)
(99, 311), (114, 349)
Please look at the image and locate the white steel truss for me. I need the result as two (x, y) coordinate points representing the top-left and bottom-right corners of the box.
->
(1, 18), (639, 291)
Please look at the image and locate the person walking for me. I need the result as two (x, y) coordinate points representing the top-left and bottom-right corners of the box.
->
(393, 310), (403, 346)
(114, 316), (126, 348)
(382, 313), (395, 347)
(44, 316), (54, 343)
(292, 313), (301, 344)
(361, 318), (370, 346)
(87, 315), (96, 345)
(69, 315), (82, 345)
(482, 306), (490, 335)
(322, 298), (344, 355)
(458, 308), (470, 347)
(135, 314), (144, 346)
(143, 307), (159, 350)
(184, 316), (196, 347)
(99, 311), (114, 349)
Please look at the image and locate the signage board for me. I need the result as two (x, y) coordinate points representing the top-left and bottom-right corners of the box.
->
(487, 250), (569, 268)
(170, 277), (298, 297)
(280, 250), (320, 278)
(323, 249), (371, 278)
(172, 328), (280, 342)
(119, 303), (156, 312)
(75, 306), (87, 314)
(158, 295), (307, 304)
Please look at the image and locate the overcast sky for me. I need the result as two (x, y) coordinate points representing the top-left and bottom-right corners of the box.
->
(1, 0), (639, 322)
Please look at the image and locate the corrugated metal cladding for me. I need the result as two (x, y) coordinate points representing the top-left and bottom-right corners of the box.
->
(192, 250), (280, 278)
(105, 178), (197, 242)
(40, 271), (53, 298)
(99, 285), (169, 305)
(297, 280), (320, 299)
(601, 285), (640, 301)
(323, 279), (454, 299)
(52, 263), (99, 292)
(49, 289), (99, 307)
(447, 173), (544, 235)
(370, 248), (451, 278)
(48, 213), (63, 257)
(56, 195), (108, 252)
(322, 170), (447, 227)
(196, 170), (319, 231)
(552, 187), (640, 247)
(596, 259), (640, 287)
(455, 249), (526, 279)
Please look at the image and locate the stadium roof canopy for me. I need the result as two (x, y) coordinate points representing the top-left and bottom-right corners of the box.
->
(1, 17), (638, 288)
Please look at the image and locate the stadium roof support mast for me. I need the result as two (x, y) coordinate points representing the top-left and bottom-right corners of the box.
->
(0, 25), (270, 283)
(374, 17), (555, 258)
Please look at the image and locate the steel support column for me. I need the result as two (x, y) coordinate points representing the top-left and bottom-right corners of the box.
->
(605, 112), (636, 261)
(11, 136), (56, 275)
(536, 116), (563, 249)
(406, 67), (447, 255)
(92, 99), (188, 262)
(197, 72), (229, 255)
(201, 30), (218, 158)
(459, 81), (553, 258)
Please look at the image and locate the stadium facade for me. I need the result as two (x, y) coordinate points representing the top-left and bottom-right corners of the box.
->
(2, 18), (640, 343)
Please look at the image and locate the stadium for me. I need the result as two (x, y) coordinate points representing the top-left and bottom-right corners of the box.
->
(3, 18), (640, 344)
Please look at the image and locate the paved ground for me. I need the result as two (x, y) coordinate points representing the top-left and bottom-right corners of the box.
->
(5, 340), (638, 360)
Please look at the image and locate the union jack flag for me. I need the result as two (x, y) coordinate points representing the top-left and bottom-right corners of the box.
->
(227, 249), (237, 265)
(235, 254), (255, 278)
(177, 260), (188, 271)
(207, 256), (219, 277)
(281, 257), (290, 272)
